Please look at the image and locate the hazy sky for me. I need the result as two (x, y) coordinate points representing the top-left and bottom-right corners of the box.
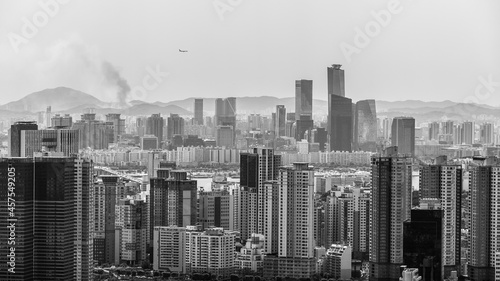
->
(1, 0), (499, 105)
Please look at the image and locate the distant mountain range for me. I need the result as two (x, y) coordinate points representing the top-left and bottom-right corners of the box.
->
(2, 87), (499, 123)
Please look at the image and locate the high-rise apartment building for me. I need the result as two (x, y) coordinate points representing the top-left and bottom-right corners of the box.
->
(105, 113), (125, 143)
(468, 165), (500, 281)
(194, 99), (204, 125)
(115, 199), (147, 265)
(391, 117), (415, 156)
(185, 227), (236, 278)
(428, 122), (440, 141)
(149, 170), (197, 257)
(370, 147), (413, 281)
(418, 160), (462, 278)
(167, 114), (185, 140)
(51, 114), (73, 128)
(146, 114), (164, 144)
(295, 80), (314, 141)
(264, 163), (316, 279)
(327, 65), (352, 152)
(72, 113), (114, 150)
(0, 157), (93, 281)
(239, 148), (281, 245)
(198, 188), (235, 230)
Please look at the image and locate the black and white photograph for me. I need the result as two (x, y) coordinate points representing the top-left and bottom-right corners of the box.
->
(0, 1), (499, 280)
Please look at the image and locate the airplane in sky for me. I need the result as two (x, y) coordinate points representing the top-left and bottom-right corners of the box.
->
(179, 49), (188, 52)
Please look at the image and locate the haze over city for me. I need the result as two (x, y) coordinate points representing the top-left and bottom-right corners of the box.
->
(1, 0), (500, 105)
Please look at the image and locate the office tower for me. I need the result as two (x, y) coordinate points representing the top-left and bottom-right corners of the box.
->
(20, 129), (80, 157)
(327, 65), (352, 152)
(468, 165), (500, 280)
(149, 171), (197, 256)
(0, 157), (93, 281)
(480, 123), (494, 145)
(215, 97), (237, 144)
(194, 99), (204, 125)
(198, 188), (235, 230)
(72, 113), (113, 150)
(328, 64), (345, 97)
(105, 113), (125, 143)
(355, 99), (377, 152)
(324, 244), (352, 280)
(264, 163), (316, 279)
(146, 114), (164, 144)
(115, 199), (147, 265)
(370, 147), (413, 281)
(8, 121), (38, 156)
(45, 105), (52, 128)
(295, 80), (314, 140)
(51, 114), (73, 128)
(167, 114), (185, 140)
(403, 209), (443, 281)
(216, 125), (234, 148)
(141, 135), (158, 150)
(391, 117), (415, 156)
(295, 79), (313, 120)
(462, 121), (474, 144)
(185, 227), (236, 278)
(275, 105), (287, 138)
(429, 122), (440, 141)
(239, 148), (281, 245)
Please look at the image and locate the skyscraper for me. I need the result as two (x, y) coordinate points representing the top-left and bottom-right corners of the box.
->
(167, 113), (185, 140)
(355, 99), (377, 151)
(194, 99), (204, 125)
(8, 121), (38, 157)
(327, 64), (352, 152)
(391, 117), (415, 156)
(264, 163), (316, 279)
(295, 79), (313, 120)
(149, 170), (197, 257)
(370, 147), (413, 281)
(0, 157), (93, 280)
(468, 164), (500, 280)
(428, 122), (440, 141)
(105, 113), (125, 143)
(146, 113), (164, 144)
(295, 80), (314, 141)
(418, 159), (462, 278)
(215, 97), (237, 146)
(51, 114), (73, 129)
(239, 148), (281, 247)
(275, 105), (286, 138)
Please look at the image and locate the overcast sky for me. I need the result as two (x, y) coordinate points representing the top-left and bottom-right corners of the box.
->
(1, 0), (499, 105)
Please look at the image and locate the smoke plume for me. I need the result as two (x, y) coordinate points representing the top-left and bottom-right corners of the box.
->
(101, 61), (131, 107)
